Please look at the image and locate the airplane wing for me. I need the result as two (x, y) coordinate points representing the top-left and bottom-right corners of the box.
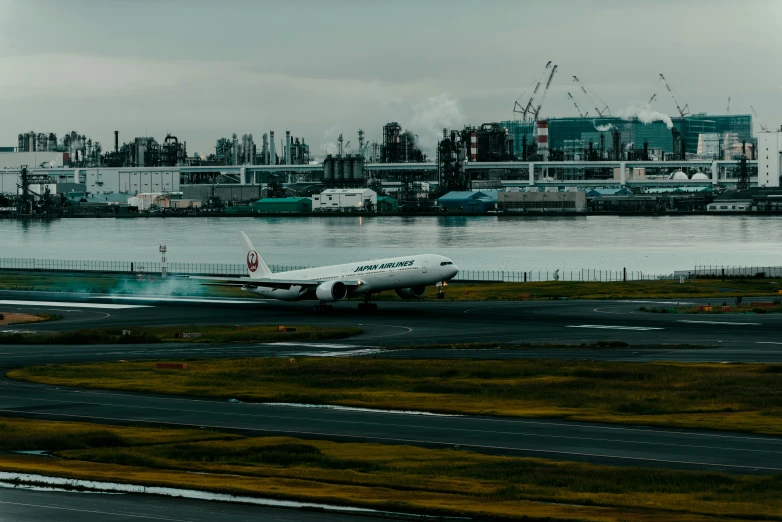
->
(182, 275), (363, 288)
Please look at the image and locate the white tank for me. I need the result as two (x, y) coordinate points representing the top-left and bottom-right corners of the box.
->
(670, 170), (689, 180)
(691, 172), (709, 180)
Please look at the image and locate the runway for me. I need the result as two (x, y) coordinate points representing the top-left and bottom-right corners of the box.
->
(1, 290), (782, 471)
(1, 290), (782, 366)
(1, 375), (781, 473)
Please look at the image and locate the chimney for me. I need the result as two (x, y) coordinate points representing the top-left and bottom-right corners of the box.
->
(114, 131), (119, 153)
(270, 131), (276, 165)
(536, 120), (549, 161)
(285, 131), (291, 165)
(470, 130), (477, 162)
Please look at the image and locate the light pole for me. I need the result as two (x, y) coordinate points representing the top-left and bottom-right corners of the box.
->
(159, 244), (167, 279)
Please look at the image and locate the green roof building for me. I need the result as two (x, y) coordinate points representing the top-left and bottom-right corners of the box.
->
(251, 197), (312, 213)
(376, 196), (398, 213)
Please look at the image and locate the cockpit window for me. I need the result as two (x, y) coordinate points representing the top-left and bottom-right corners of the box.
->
(440, 261), (453, 266)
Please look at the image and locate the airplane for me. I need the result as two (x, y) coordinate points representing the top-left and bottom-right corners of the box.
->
(186, 232), (459, 311)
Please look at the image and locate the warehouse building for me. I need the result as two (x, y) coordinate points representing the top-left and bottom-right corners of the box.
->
(312, 188), (377, 212)
(437, 190), (499, 213)
(498, 190), (587, 212)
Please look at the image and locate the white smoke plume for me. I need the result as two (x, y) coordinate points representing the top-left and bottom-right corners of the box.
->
(409, 92), (465, 155)
(619, 104), (674, 129)
(594, 123), (614, 132)
(320, 124), (340, 156)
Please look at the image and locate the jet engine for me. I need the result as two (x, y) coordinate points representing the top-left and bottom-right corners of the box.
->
(395, 286), (426, 299)
(315, 280), (348, 302)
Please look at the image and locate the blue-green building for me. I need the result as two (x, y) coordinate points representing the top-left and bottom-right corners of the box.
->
(500, 114), (753, 158)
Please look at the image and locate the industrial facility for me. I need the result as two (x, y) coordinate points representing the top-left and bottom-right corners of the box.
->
(1, 62), (780, 217)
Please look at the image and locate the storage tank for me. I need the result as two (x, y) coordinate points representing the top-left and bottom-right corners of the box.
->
(323, 156), (334, 181)
(352, 156), (364, 181)
(334, 157), (344, 182)
(343, 156), (353, 181)
(670, 170), (689, 180)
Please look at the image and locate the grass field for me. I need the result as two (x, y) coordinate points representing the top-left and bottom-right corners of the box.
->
(2, 270), (782, 301)
(11, 358), (782, 435)
(642, 302), (782, 315)
(0, 312), (60, 326)
(0, 325), (361, 345)
(421, 278), (782, 301)
(1, 417), (781, 521)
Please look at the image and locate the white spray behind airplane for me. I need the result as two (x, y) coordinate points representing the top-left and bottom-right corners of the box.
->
(188, 232), (459, 310)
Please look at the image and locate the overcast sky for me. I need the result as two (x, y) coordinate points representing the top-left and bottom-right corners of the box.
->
(1, 0), (780, 157)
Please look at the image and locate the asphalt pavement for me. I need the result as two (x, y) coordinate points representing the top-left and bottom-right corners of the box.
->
(1, 375), (781, 473)
(2, 289), (782, 518)
(0, 485), (382, 522)
(2, 290), (782, 365)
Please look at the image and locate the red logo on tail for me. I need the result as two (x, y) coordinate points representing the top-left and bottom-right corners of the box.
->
(247, 250), (260, 273)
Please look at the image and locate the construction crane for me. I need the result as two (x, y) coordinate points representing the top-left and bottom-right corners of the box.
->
(647, 93), (657, 105)
(658, 73), (690, 117)
(567, 92), (588, 118)
(572, 76), (610, 117)
(532, 64), (558, 120)
(751, 105), (769, 132)
(513, 61), (553, 122)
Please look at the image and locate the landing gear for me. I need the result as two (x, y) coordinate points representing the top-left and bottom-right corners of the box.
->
(357, 294), (378, 312)
(313, 302), (334, 313)
(436, 282), (446, 299)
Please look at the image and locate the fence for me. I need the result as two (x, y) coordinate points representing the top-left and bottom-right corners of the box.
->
(0, 257), (673, 282)
(675, 266), (782, 278)
(453, 269), (667, 282)
(0, 258), (307, 276)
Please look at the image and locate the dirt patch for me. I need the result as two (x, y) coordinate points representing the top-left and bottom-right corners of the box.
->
(0, 313), (48, 326)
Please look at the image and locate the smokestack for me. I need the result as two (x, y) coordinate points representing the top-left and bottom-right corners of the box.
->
(262, 133), (269, 165)
(470, 130), (477, 162)
(232, 134), (238, 165)
(114, 131), (119, 153)
(270, 131), (276, 165)
(285, 131), (291, 165)
(536, 120), (549, 161)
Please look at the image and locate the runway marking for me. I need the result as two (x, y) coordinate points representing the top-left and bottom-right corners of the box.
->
(567, 325), (663, 331)
(91, 295), (267, 305)
(622, 300), (696, 305)
(0, 499), (189, 521)
(593, 308), (624, 315)
(0, 300), (151, 310)
(678, 320), (760, 326)
(263, 343), (378, 349)
(294, 348), (392, 357)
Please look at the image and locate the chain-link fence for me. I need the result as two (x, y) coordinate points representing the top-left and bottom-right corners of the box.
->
(0, 258), (307, 277)
(675, 266), (782, 278)
(0, 257), (675, 282)
(453, 269), (667, 282)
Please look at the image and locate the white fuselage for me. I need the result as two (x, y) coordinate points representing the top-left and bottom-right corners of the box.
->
(244, 254), (458, 301)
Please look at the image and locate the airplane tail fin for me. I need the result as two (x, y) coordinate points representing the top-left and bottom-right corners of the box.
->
(240, 231), (272, 279)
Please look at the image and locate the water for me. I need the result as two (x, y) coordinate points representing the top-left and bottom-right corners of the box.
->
(3, 215), (782, 274)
